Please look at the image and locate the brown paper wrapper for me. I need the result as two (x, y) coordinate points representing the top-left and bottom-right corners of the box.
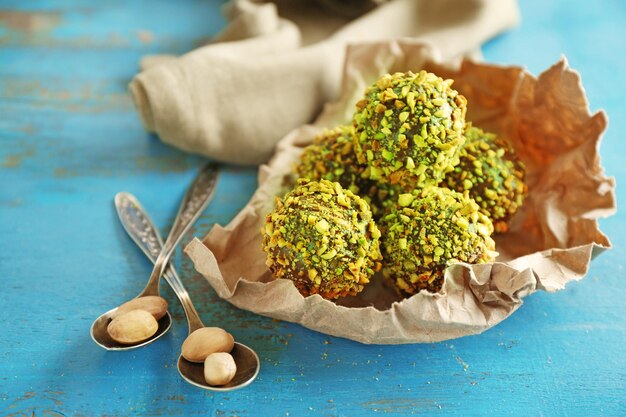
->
(185, 41), (615, 344)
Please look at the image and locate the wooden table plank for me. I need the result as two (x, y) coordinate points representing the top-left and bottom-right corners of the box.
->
(1, 0), (625, 416)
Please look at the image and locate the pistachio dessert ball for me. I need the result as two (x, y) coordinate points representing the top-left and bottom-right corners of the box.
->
(295, 125), (393, 219)
(262, 178), (383, 299)
(295, 125), (368, 195)
(352, 70), (467, 190)
(380, 186), (496, 295)
(444, 126), (527, 233)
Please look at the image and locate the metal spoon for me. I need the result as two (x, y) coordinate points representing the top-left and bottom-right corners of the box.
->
(114, 192), (260, 390)
(91, 163), (219, 350)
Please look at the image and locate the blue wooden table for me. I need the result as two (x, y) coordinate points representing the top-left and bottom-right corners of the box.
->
(1, 1), (624, 416)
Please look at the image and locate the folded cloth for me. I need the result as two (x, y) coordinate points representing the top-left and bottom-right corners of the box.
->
(129, 0), (520, 165)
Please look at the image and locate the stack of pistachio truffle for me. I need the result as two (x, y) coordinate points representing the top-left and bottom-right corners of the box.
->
(262, 70), (527, 299)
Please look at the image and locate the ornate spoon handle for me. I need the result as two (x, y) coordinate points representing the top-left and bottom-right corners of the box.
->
(166, 163), (220, 250)
(140, 163), (219, 297)
(115, 192), (205, 332)
(115, 192), (163, 260)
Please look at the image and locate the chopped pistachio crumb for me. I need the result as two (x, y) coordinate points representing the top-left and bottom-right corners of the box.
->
(398, 193), (414, 207)
(295, 125), (369, 194)
(315, 219), (330, 234)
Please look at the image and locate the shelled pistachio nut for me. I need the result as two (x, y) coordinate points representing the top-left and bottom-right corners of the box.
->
(107, 309), (158, 344)
(181, 327), (235, 363)
(111, 296), (168, 320)
(204, 352), (237, 386)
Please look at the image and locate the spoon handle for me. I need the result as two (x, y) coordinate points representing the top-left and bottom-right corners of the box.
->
(142, 163), (219, 297)
(115, 192), (205, 333)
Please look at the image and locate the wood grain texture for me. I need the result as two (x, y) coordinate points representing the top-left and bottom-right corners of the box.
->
(1, 0), (624, 416)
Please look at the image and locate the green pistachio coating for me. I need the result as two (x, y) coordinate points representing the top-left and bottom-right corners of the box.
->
(295, 126), (392, 219)
(352, 70), (467, 190)
(444, 126), (527, 233)
(358, 181), (404, 220)
(262, 179), (383, 299)
(295, 125), (369, 196)
(379, 186), (496, 294)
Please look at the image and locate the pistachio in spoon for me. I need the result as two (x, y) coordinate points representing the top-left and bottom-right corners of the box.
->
(180, 327), (240, 387)
(181, 327), (234, 363)
(110, 296), (168, 320)
(90, 163), (219, 351)
(105, 296), (168, 344)
(204, 352), (237, 386)
(178, 341), (260, 391)
(107, 309), (158, 345)
(114, 191), (260, 390)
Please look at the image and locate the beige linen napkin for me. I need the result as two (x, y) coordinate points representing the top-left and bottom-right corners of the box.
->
(129, 0), (520, 165)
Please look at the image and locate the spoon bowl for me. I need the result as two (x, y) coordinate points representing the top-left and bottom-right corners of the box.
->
(90, 307), (172, 351)
(177, 342), (260, 391)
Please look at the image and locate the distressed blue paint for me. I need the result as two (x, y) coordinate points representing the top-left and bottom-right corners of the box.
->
(1, 0), (625, 416)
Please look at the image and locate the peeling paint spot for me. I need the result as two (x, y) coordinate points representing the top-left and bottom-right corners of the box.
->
(54, 167), (68, 177)
(1, 198), (22, 207)
(18, 124), (36, 135)
(0, 79), (132, 112)
(0, 10), (61, 32)
(361, 398), (439, 413)
(53, 167), (77, 178)
(1, 147), (35, 168)
(1, 154), (22, 168)
(165, 395), (186, 403)
(136, 29), (153, 44)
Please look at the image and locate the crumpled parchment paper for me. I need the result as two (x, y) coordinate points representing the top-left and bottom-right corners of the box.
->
(185, 40), (615, 344)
